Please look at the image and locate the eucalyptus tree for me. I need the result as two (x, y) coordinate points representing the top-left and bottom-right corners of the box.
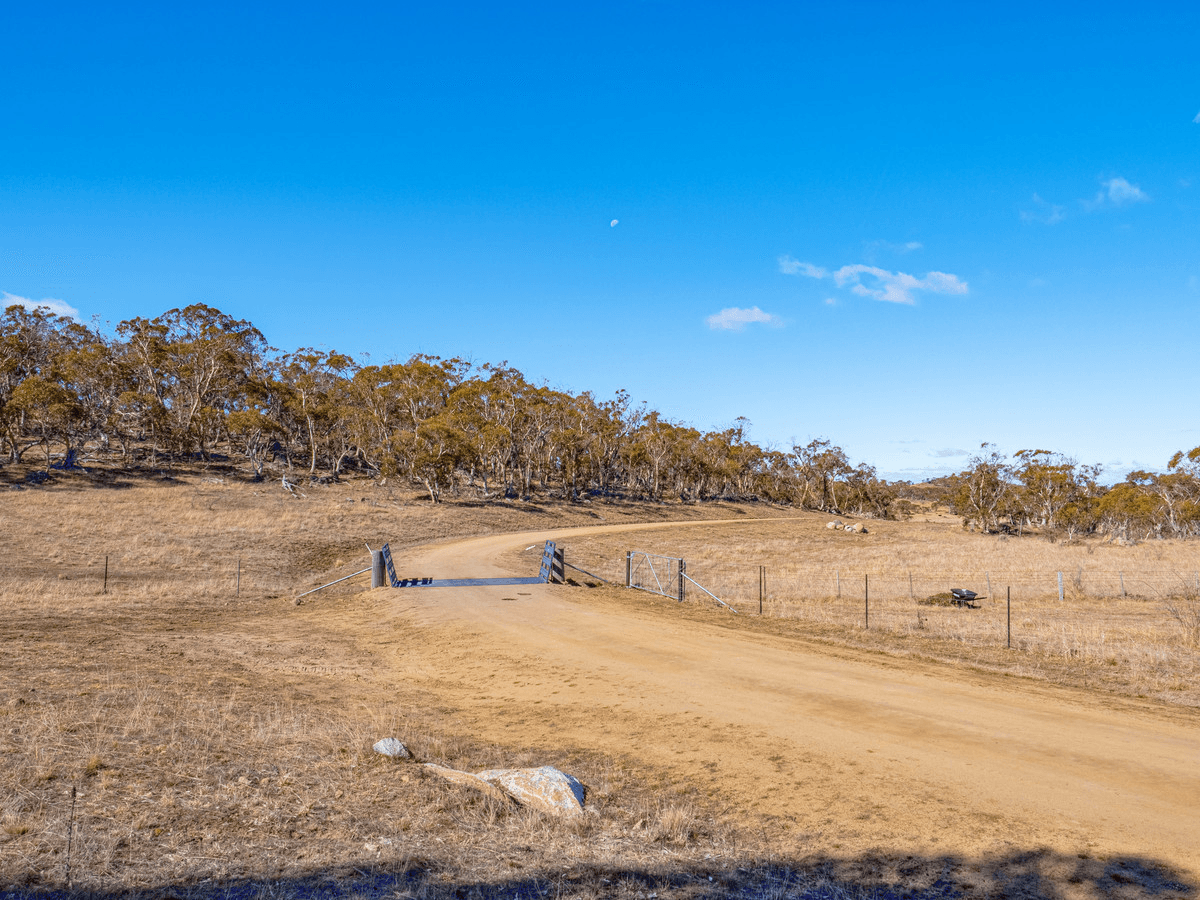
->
(793, 438), (852, 512)
(56, 327), (125, 457)
(7, 375), (83, 470)
(443, 373), (514, 497)
(1163, 447), (1200, 536)
(115, 305), (268, 459)
(274, 348), (357, 474)
(545, 391), (594, 500)
(949, 444), (1014, 532)
(632, 410), (680, 499)
(839, 462), (894, 518)
(1097, 477), (1164, 541)
(583, 389), (641, 495)
(1, 304), (88, 462)
(1011, 450), (1102, 535)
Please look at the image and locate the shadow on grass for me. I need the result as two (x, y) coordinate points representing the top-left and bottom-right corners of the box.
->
(0, 462), (247, 491)
(1, 849), (1193, 900)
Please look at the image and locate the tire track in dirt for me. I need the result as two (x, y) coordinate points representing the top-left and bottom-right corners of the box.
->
(366, 520), (1199, 879)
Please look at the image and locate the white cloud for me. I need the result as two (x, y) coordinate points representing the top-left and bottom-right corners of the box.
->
(932, 448), (968, 458)
(833, 264), (967, 305)
(1025, 178), (1149, 222)
(1103, 176), (1149, 205)
(1, 291), (80, 320)
(1083, 176), (1150, 211)
(1193, 111), (1200, 124)
(706, 306), (781, 331)
(782, 258), (967, 305)
(777, 255), (826, 278)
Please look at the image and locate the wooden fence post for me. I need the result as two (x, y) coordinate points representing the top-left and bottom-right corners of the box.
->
(371, 551), (385, 589)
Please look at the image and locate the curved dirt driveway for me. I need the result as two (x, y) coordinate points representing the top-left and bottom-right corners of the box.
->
(378, 520), (1200, 881)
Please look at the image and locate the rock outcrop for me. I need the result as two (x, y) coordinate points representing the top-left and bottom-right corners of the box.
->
(421, 763), (586, 817)
(421, 764), (514, 804)
(475, 766), (586, 818)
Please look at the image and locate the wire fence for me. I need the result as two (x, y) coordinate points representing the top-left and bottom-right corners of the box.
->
(557, 545), (1200, 669)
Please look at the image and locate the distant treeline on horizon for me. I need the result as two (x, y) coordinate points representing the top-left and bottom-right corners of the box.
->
(3, 302), (1198, 540)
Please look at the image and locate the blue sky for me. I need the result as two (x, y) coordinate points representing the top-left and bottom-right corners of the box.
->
(4, 2), (1198, 481)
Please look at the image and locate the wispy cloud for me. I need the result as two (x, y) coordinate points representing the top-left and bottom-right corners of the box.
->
(1023, 176), (1150, 223)
(1193, 111), (1200, 124)
(706, 306), (781, 331)
(781, 260), (968, 305)
(1020, 193), (1066, 225)
(1, 291), (80, 320)
(932, 448), (968, 458)
(778, 255), (826, 278)
(862, 239), (923, 262)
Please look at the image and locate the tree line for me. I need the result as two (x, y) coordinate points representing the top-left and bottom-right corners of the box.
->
(941, 444), (1200, 541)
(2, 302), (1198, 538)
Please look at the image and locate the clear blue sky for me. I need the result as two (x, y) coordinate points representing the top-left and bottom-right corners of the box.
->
(4, 2), (1198, 481)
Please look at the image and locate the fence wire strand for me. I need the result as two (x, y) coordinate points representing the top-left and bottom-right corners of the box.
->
(559, 544), (1200, 674)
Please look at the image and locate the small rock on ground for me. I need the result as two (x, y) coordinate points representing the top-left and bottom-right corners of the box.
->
(373, 738), (411, 758)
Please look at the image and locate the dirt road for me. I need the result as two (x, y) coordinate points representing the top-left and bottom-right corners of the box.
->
(373, 521), (1200, 882)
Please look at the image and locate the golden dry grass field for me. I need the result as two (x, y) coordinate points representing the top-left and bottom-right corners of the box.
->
(1, 465), (1198, 900)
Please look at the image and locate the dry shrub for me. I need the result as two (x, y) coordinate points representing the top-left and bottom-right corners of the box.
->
(917, 592), (957, 607)
(638, 800), (700, 846)
(1163, 583), (1200, 646)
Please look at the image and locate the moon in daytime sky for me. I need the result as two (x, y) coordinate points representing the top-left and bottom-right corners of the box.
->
(610, 219), (619, 227)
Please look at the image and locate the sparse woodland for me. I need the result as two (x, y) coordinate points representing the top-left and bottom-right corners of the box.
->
(3, 302), (1199, 539)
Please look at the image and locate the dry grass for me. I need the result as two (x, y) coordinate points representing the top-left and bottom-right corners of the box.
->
(1, 464), (1195, 898)
(558, 513), (1200, 708)
(0, 464), (811, 898)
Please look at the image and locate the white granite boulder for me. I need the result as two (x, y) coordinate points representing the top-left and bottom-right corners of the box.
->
(373, 738), (411, 759)
(474, 766), (586, 818)
(422, 764), (514, 804)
